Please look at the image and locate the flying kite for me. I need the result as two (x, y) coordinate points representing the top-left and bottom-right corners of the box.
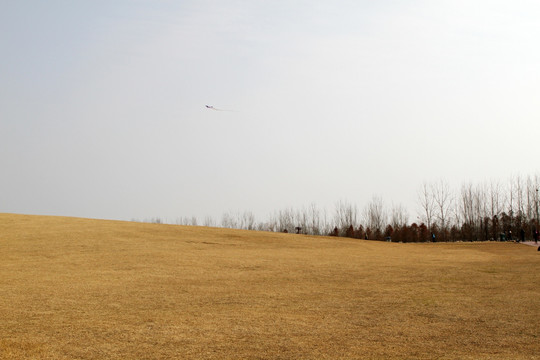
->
(205, 105), (235, 112)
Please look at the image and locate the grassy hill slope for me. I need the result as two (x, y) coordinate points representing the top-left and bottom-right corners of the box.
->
(1, 213), (539, 359)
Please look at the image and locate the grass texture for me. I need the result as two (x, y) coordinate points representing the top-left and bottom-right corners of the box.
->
(1, 213), (539, 359)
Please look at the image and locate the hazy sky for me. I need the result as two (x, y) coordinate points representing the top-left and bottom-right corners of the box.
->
(2, 1), (539, 223)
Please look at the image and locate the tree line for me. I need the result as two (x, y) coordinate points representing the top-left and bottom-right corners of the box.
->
(171, 174), (539, 242)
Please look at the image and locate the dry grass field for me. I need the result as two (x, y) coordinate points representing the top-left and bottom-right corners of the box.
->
(1, 213), (539, 359)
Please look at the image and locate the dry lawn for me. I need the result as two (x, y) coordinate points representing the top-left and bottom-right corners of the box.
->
(1, 213), (539, 359)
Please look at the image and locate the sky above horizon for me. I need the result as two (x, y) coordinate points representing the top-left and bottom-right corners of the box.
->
(2, 1), (539, 224)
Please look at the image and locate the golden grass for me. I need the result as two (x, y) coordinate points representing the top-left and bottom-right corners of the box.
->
(1, 213), (539, 359)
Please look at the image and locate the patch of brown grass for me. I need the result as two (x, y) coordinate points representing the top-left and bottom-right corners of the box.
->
(1, 213), (539, 359)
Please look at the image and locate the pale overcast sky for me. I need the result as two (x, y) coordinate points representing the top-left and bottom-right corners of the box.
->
(1, 1), (539, 223)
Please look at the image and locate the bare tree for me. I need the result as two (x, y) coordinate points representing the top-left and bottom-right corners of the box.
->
(418, 182), (435, 231)
(334, 200), (358, 234)
(474, 183), (489, 240)
(277, 208), (295, 233)
(506, 176), (517, 231)
(525, 175), (540, 226)
(432, 180), (453, 240)
(488, 180), (504, 240)
(533, 175), (540, 229)
(291, 208), (306, 234)
(203, 215), (216, 227)
(265, 214), (279, 232)
(515, 176), (526, 231)
(241, 211), (256, 230)
(320, 207), (333, 236)
(535, 176), (540, 230)
(363, 196), (386, 237)
(303, 203), (322, 235)
(221, 212), (237, 229)
(220, 211), (256, 230)
(459, 183), (475, 240)
(176, 216), (197, 226)
(390, 203), (409, 229)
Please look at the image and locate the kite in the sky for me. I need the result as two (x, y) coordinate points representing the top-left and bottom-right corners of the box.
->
(205, 105), (235, 112)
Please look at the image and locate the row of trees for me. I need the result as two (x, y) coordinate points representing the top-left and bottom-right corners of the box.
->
(172, 175), (539, 242)
(417, 176), (540, 242)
